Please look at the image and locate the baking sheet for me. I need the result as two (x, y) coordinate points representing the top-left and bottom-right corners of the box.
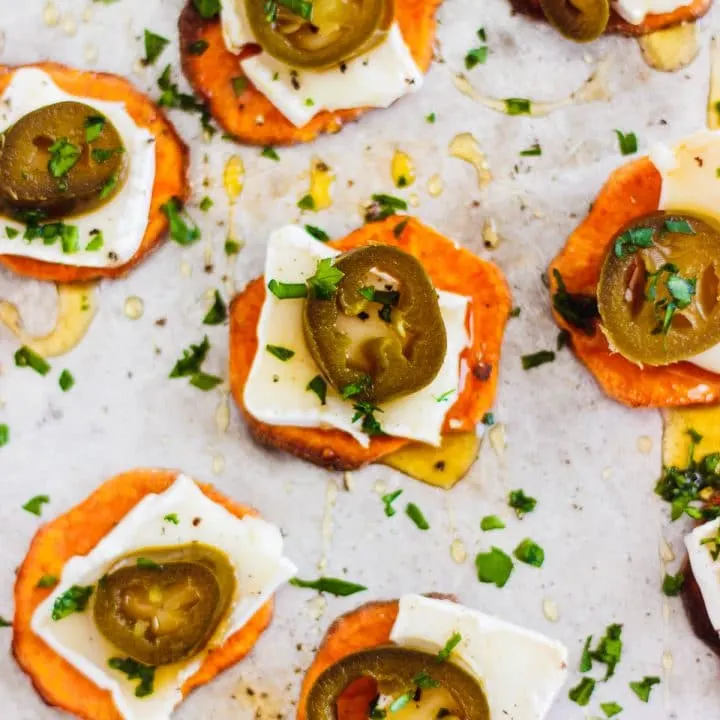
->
(0, 0), (719, 718)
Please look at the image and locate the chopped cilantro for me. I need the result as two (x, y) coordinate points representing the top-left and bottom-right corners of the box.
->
(48, 138), (81, 179)
(433, 389), (455, 403)
(266, 345), (295, 361)
(413, 671), (440, 689)
(304, 224), (330, 242)
(600, 702), (623, 718)
(465, 47), (488, 70)
(225, 238), (242, 255)
(521, 350), (555, 370)
(231, 76), (247, 96)
(199, 196), (213, 212)
(389, 693), (412, 713)
(15, 346), (51, 376)
(157, 64), (214, 136)
(297, 194), (316, 211)
(170, 336), (210, 377)
(0, 424), (8, 447)
(568, 677), (595, 706)
(36, 575), (58, 589)
(86, 229), (104, 251)
(58, 369), (75, 392)
(382, 489), (403, 517)
(91, 147), (124, 164)
(84, 115), (105, 143)
(203, 291), (227, 325)
(52, 585), (93, 620)
(267, 279), (308, 299)
(143, 29), (169, 65)
(482, 411), (495, 425)
(662, 571), (685, 596)
(629, 676), (660, 702)
(615, 130), (638, 156)
(426, 112), (436, 123)
(664, 218), (694, 234)
(520, 143), (542, 156)
(5, 226), (18, 239)
(505, 98), (531, 115)
(164, 513), (179, 524)
(307, 375), (327, 404)
(480, 515), (505, 531)
(406, 503), (430, 530)
(307, 257), (345, 300)
(193, 0), (221, 17)
(189, 372), (222, 391)
(613, 226), (654, 258)
(437, 632), (462, 662)
(289, 576), (367, 596)
(340, 376), (371, 400)
(589, 624), (623, 680)
(136, 557), (160, 570)
(365, 193), (408, 223)
(108, 657), (156, 697)
(508, 489), (537, 518)
(160, 197), (200, 245)
(475, 547), (514, 587)
(514, 538), (545, 567)
(99, 174), (118, 200)
(261, 146), (280, 161)
(351, 401), (384, 436)
(188, 39), (209, 55)
(580, 635), (593, 672)
(552, 269), (599, 335)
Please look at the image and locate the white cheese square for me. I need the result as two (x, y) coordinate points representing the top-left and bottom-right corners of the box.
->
(221, 1), (423, 127)
(612, 0), (691, 24)
(686, 518), (720, 634)
(243, 225), (470, 448)
(31, 474), (297, 720)
(0, 68), (156, 268)
(390, 594), (568, 720)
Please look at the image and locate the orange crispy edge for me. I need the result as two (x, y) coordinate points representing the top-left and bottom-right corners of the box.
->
(0, 62), (189, 283)
(509, 0), (712, 35)
(12, 468), (273, 720)
(229, 216), (512, 470)
(548, 156), (720, 408)
(178, 0), (441, 146)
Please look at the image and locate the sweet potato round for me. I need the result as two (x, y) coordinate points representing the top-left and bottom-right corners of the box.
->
(13, 468), (273, 720)
(0, 62), (189, 283)
(229, 216), (512, 470)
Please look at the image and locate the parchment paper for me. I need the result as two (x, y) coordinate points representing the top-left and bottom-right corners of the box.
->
(0, 1), (719, 718)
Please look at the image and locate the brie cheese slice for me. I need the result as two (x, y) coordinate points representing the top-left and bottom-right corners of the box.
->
(686, 518), (720, 636)
(612, 0), (692, 24)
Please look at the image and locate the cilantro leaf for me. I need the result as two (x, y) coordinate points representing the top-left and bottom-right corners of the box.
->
(52, 585), (93, 620)
(629, 676), (660, 702)
(160, 197), (201, 246)
(108, 657), (156, 697)
(143, 29), (169, 65)
(202, 290), (227, 325)
(475, 547), (514, 587)
(289, 577), (367, 596)
(307, 257), (344, 300)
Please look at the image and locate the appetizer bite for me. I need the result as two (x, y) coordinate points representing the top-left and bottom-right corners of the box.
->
(510, 0), (712, 42)
(13, 470), (296, 719)
(297, 594), (568, 719)
(229, 218), (511, 485)
(548, 129), (720, 407)
(179, 0), (441, 145)
(0, 63), (188, 283)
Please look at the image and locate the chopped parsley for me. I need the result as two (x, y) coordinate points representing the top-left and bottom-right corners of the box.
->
(108, 657), (156, 697)
(199, 196), (213, 212)
(48, 137), (81, 180)
(307, 257), (345, 300)
(568, 677), (595, 706)
(136, 557), (160, 570)
(508, 489), (537, 518)
(629, 676), (660, 702)
(203, 291), (227, 325)
(15, 346), (51, 376)
(587, 624), (623, 680)
(304, 224), (330, 242)
(193, 0), (221, 17)
(480, 515), (505, 531)
(58, 369), (75, 392)
(600, 702), (623, 718)
(521, 350), (555, 370)
(0, 424), (8, 448)
(163, 513), (179, 524)
(465, 46), (488, 70)
(142, 29), (169, 65)
(36, 575), (58, 589)
(261, 146), (280, 161)
(307, 375), (327, 405)
(267, 279), (308, 299)
(289, 576), (367, 596)
(475, 547), (514, 588)
(614, 226), (654, 258)
(341, 376), (371, 400)
(520, 143), (542, 156)
(505, 98), (531, 116)
(169, 336), (222, 390)
(662, 571), (685, 596)
(405, 503), (430, 530)
(615, 129), (638, 156)
(437, 632), (462, 662)
(266, 345), (295, 361)
(52, 584), (93, 620)
(364, 193), (408, 223)
(84, 115), (105, 143)
(297, 194), (316, 211)
(160, 197), (201, 245)
(188, 39), (209, 55)
(552, 269), (599, 336)
(646, 263), (696, 335)
(382, 489), (403, 517)
(351, 401), (384, 436)
(514, 538), (545, 567)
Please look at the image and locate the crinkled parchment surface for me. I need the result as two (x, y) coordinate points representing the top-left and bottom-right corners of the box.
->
(0, 0), (719, 718)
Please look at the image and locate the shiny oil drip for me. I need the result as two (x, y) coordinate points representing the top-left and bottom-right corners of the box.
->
(448, 133), (491, 190)
(638, 23), (699, 74)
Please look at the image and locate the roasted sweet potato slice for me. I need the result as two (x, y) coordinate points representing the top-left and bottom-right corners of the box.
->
(549, 157), (720, 407)
(0, 62), (189, 283)
(179, 0), (441, 146)
(13, 469), (273, 720)
(229, 216), (512, 470)
(509, 0), (712, 36)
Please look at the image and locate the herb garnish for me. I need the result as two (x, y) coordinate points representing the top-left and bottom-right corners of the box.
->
(505, 98), (531, 115)
(568, 677), (595, 706)
(352, 401), (384, 436)
(304, 224), (330, 242)
(508, 489), (537, 518)
(341, 376), (371, 400)
(307, 375), (327, 405)
(289, 577), (367, 596)
(59, 369), (75, 392)
(0, 424), (8, 447)
(364, 193), (408, 223)
(157, 64), (215, 136)
(268, 279), (308, 299)
(143, 30), (169, 65)
(108, 657), (156, 697)
(514, 538), (545, 567)
(15, 346), (51, 376)
(426, 112), (436, 123)
(406, 503), (430, 530)
(86, 229), (104, 251)
(164, 513), (179, 524)
(475, 547), (514, 587)
(662, 571), (685, 596)
(169, 336), (222, 391)
(22, 494), (50, 516)
(388, 693), (412, 713)
(437, 632), (462, 662)
(190, 373), (222, 391)
(600, 702), (623, 717)
(160, 197), (201, 245)
(615, 130), (638, 156)
(188, 39), (209, 55)
(465, 47), (488, 70)
(629, 676), (660, 702)
(520, 143), (542, 156)
(5, 226), (18, 239)
(37, 575), (58, 589)
(261, 146), (280, 161)
(137, 557), (160, 570)
(199, 196), (213, 212)
(587, 624), (623, 680)
(552, 269), (599, 335)
(664, 218), (694, 234)
(297, 194), (316, 211)
(613, 226), (653, 258)
(480, 515), (505, 531)
(84, 115), (105, 143)
(646, 263), (696, 335)
(91, 147), (124, 164)
(413, 672), (440, 689)
(203, 291), (227, 325)
(0, 617), (10, 628)
(52, 585), (93, 620)
(231, 76), (248, 96)
(521, 350), (555, 370)
(48, 138), (81, 182)
(266, 344), (292, 362)
(382, 489), (403, 517)
(307, 258), (345, 300)
(433, 389), (455, 403)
